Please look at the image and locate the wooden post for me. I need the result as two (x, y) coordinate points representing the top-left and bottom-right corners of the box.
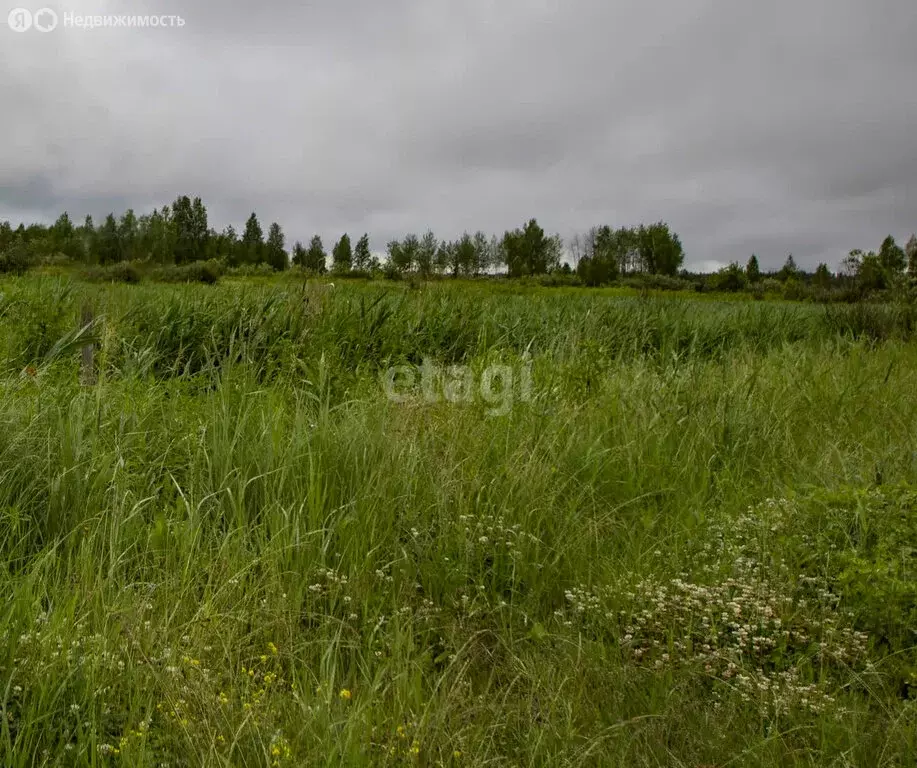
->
(81, 303), (96, 386)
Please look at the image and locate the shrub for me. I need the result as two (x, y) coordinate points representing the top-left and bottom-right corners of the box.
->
(619, 273), (694, 292)
(759, 278), (784, 295)
(782, 277), (814, 302)
(822, 302), (917, 341)
(83, 261), (143, 284)
(577, 256), (615, 287)
(225, 263), (275, 278)
(37, 253), (75, 268)
(381, 263), (403, 281)
(337, 269), (373, 281)
(538, 272), (582, 287)
(0, 243), (34, 275)
(152, 260), (222, 284)
(707, 263), (747, 293)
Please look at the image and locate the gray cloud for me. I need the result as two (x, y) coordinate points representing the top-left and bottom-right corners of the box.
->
(1, 0), (915, 270)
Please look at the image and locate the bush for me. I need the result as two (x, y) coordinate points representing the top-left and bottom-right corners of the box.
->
(337, 269), (373, 281)
(577, 257), (616, 287)
(619, 273), (694, 292)
(381, 263), (403, 281)
(821, 302), (917, 341)
(83, 261), (143, 284)
(748, 283), (766, 301)
(37, 253), (75, 268)
(538, 272), (582, 287)
(224, 263), (276, 278)
(759, 278), (784, 295)
(151, 260), (222, 284)
(782, 277), (814, 302)
(0, 243), (34, 275)
(707, 264), (747, 293)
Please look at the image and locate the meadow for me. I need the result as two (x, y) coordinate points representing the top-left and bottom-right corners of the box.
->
(1, 275), (916, 766)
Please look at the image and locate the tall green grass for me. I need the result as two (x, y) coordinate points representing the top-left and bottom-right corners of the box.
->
(0, 275), (915, 765)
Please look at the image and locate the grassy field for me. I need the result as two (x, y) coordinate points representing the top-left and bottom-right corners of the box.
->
(1, 275), (916, 766)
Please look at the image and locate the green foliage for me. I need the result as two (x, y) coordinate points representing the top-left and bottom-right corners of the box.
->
(502, 219), (561, 277)
(290, 240), (306, 269)
(746, 254), (761, 283)
(265, 222), (288, 271)
(619, 273), (694, 292)
(849, 250), (889, 293)
(225, 263), (276, 278)
(879, 235), (906, 274)
(576, 227), (619, 286)
(150, 259), (222, 284)
(814, 262), (832, 289)
(576, 255), (611, 286)
(452, 234), (476, 277)
(822, 301), (917, 341)
(96, 213), (121, 265)
(303, 235), (327, 274)
(83, 261), (143, 284)
(0, 240), (34, 274)
(778, 254), (799, 282)
(387, 236), (413, 274)
(171, 195), (209, 264)
(4, 200), (904, 311)
(1, 277), (917, 764)
(353, 233), (372, 272)
(416, 231), (438, 277)
(241, 213), (264, 265)
(636, 221), (684, 275)
(211, 225), (238, 265)
(782, 276), (813, 302)
(530, 271), (581, 287)
(708, 262), (748, 292)
(332, 233), (352, 273)
(813, 488), (917, 657)
(118, 209), (138, 262)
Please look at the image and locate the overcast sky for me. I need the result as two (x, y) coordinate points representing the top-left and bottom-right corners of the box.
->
(2, 0), (915, 271)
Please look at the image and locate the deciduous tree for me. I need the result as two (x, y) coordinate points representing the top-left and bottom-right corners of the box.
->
(332, 234), (352, 273)
(417, 231), (437, 277)
(778, 254), (798, 282)
(304, 235), (327, 273)
(878, 235), (906, 273)
(353, 233), (372, 272)
(746, 254), (761, 283)
(814, 262), (832, 289)
(241, 213), (264, 265)
(266, 222), (288, 271)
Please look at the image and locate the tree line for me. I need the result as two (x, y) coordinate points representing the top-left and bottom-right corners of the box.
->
(572, 223), (684, 285)
(4, 196), (912, 297)
(707, 235), (917, 297)
(0, 195), (685, 279)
